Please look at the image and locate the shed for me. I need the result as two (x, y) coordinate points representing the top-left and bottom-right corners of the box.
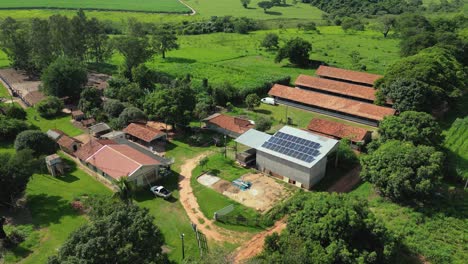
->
(203, 113), (254, 138)
(57, 135), (82, 155)
(307, 118), (371, 147)
(71, 110), (85, 121)
(123, 123), (166, 148)
(89, 122), (111, 137)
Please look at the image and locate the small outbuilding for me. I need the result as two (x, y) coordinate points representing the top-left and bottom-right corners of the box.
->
(57, 134), (82, 155)
(45, 154), (65, 177)
(81, 118), (96, 128)
(101, 131), (126, 141)
(235, 126), (339, 189)
(71, 110), (85, 121)
(203, 113), (254, 138)
(123, 123), (166, 149)
(89, 122), (112, 137)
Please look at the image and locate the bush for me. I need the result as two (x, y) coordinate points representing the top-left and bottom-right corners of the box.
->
(256, 116), (272, 132)
(14, 130), (57, 156)
(103, 99), (125, 118)
(245, 93), (260, 110)
(117, 107), (147, 128)
(0, 116), (29, 141)
(36, 96), (64, 118)
(4, 105), (26, 120)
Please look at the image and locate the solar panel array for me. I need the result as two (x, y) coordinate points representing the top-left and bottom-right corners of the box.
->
(261, 132), (321, 163)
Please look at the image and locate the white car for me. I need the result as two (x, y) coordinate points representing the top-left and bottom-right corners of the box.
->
(261, 97), (276, 105)
(150, 186), (172, 199)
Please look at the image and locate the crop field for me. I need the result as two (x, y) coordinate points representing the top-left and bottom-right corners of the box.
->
(0, 0), (190, 13)
(444, 117), (468, 181)
(132, 27), (400, 92)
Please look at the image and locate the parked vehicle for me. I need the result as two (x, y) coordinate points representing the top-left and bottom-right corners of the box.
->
(261, 97), (276, 105)
(150, 186), (172, 198)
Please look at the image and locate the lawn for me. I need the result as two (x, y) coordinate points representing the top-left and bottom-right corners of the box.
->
(3, 156), (112, 264)
(0, 0), (190, 13)
(25, 107), (83, 137)
(191, 153), (264, 232)
(0, 82), (10, 98)
(351, 182), (468, 264)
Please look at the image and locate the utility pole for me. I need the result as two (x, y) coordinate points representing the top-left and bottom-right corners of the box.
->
(180, 233), (185, 260)
(224, 134), (227, 158)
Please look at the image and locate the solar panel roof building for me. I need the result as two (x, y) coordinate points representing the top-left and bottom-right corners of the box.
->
(235, 126), (339, 189)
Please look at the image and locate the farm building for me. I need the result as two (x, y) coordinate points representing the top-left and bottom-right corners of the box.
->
(71, 110), (85, 121)
(123, 123), (167, 149)
(89, 122), (111, 137)
(307, 118), (371, 147)
(315, 65), (383, 87)
(75, 139), (172, 186)
(81, 118), (96, 127)
(268, 84), (395, 126)
(203, 113), (254, 138)
(235, 126), (339, 189)
(46, 129), (82, 155)
(101, 131), (126, 140)
(45, 154), (65, 177)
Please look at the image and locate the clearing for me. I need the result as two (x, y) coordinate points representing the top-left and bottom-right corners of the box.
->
(0, 0), (190, 13)
(198, 173), (291, 212)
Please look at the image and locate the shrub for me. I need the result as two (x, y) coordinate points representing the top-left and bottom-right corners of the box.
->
(4, 105), (26, 120)
(14, 130), (57, 156)
(0, 116), (29, 141)
(36, 96), (64, 118)
(255, 116), (272, 132)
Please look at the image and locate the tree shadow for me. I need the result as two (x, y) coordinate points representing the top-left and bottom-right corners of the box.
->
(26, 194), (79, 228)
(87, 62), (118, 75)
(412, 184), (468, 220)
(265, 11), (282, 16)
(162, 57), (197, 64)
(253, 109), (272, 115)
(246, 7), (257, 10)
(134, 171), (179, 204)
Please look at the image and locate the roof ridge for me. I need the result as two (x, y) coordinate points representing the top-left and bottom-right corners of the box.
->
(107, 145), (143, 166)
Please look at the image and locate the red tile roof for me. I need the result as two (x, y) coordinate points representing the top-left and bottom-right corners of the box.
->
(295, 75), (376, 101)
(71, 110), (84, 118)
(204, 113), (254, 135)
(57, 135), (82, 150)
(86, 144), (160, 179)
(81, 118), (96, 127)
(75, 139), (116, 161)
(316, 66), (383, 86)
(307, 118), (369, 142)
(123, 123), (166, 143)
(268, 84), (395, 121)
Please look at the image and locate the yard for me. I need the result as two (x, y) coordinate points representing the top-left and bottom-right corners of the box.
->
(26, 107), (83, 137)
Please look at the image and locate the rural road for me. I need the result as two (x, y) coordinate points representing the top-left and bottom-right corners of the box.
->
(178, 0), (196, 16)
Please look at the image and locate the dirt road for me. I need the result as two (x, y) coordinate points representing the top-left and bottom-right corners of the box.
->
(179, 152), (245, 242)
(233, 219), (287, 263)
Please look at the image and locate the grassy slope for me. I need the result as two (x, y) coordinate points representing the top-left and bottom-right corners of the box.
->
(4, 157), (111, 263)
(0, 82), (10, 97)
(443, 117), (468, 181)
(0, 0), (189, 13)
(351, 182), (468, 264)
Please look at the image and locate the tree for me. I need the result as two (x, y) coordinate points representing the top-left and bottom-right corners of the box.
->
(0, 150), (38, 208)
(261, 33), (279, 50)
(36, 96), (64, 118)
(360, 140), (444, 202)
(275, 37), (312, 67)
(144, 81), (196, 127)
(41, 56), (88, 99)
(378, 111), (443, 146)
(0, 17), (32, 73)
(241, 0), (251, 8)
(395, 14), (433, 39)
(113, 177), (134, 204)
(259, 192), (397, 263)
(341, 17), (365, 31)
(69, 10), (88, 60)
(131, 64), (156, 90)
(29, 18), (54, 71)
(118, 107), (147, 128)
(255, 116), (272, 132)
(78, 87), (102, 114)
(4, 105), (26, 120)
(48, 198), (168, 264)
(211, 82), (238, 107)
(375, 15), (396, 38)
(245, 93), (261, 110)
(14, 130), (57, 156)
(380, 47), (466, 107)
(258, 1), (274, 12)
(86, 17), (110, 63)
(0, 116), (29, 141)
(48, 15), (73, 57)
(103, 99), (125, 118)
(152, 24), (179, 59)
(400, 32), (437, 57)
(336, 139), (359, 169)
(380, 78), (432, 112)
(113, 35), (154, 78)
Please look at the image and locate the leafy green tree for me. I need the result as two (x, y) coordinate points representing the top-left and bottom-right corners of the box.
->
(194, 93), (214, 119)
(380, 78), (432, 112)
(0, 17), (32, 73)
(86, 17), (110, 63)
(103, 99), (125, 118)
(375, 15), (396, 38)
(48, 15), (73, 57)
(113, 35), (154, 78)
(78, 87), (102, 114)
(0, 150), (39, 208)
(380, 47), (466, 107)
(152, 24), (179, 59)
(117, 107), (147, 128)
(261, 33), (279, 50)
(48, 199), (168, 264)
(41, 56), (88, 99)
(361, 140), (444, 201)
(69, 10), (88, 60)
(255, 116), (272, 132)
(29, 18), (54, 72)
(0, 116), (29, 141)
(14, 130), (57, 156)
(131, 64), (156, 89)
(275, 37), (312, 67)
(245, 93), (261, 110)
(395, 14), (433, 39)
(378, 111), (443, 146)
(4, 105), (26, 120)
(36, 96), (64, 118)
(144, 81), (196, 127)
(113, 177), (134, 204)
(271, 0), (282, 5)
(241, 0), (251, 8)
(336, 139), (359, 168)
(211, 82), (238, 107)
(341, 17), (365, 31)
(258, 1), (274, 12)
(258, 192), (397, 264)
(400, 32), (437, 57)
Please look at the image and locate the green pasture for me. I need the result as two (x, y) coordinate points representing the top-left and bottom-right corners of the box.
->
(351, 182), (468, 264)
(25, 107), (83, 137)
(0, 82), (10, 98)
(0, 0), (190, 13)
(3, 156), (111, 264)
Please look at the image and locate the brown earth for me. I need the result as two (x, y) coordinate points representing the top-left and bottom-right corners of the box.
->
(327, 166), (362, 193)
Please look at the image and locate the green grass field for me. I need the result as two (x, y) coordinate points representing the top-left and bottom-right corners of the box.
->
(3, 156), (111, 263)
(443, 117), (468, 182)
(351, 182), (468, 264)
(0, 0), (190, 13)
(25, 107), (83, 137)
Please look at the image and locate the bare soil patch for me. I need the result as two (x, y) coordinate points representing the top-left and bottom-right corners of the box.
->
(0, 69), (40, 97)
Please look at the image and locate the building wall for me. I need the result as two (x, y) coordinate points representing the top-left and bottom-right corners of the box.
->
(205, 123), (241, 138)
(130, 165), (159, 186)
(308, 156), (328, 186)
